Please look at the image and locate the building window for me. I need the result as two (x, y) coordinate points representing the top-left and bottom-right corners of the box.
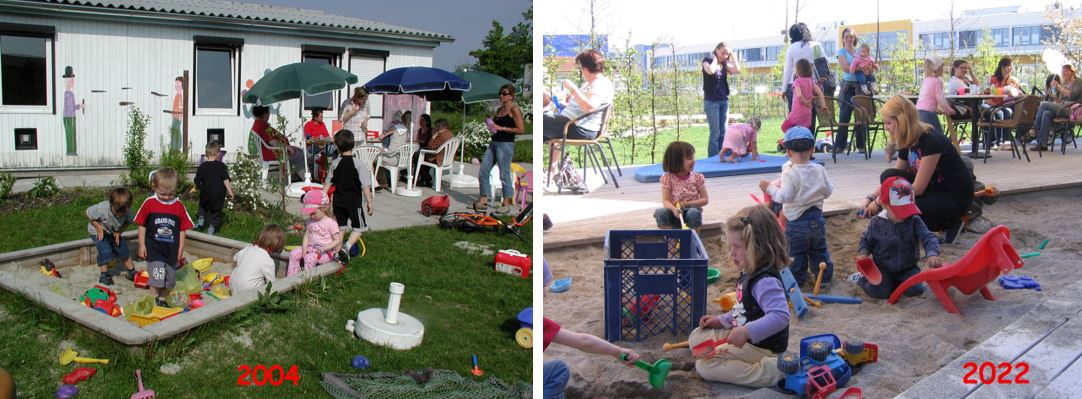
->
(991, 28), (1010, 47)
(860, 31), (906, 58)
(194, 46), (237, 113)
(14, 128), (37, 150)
(765, 46), (782, 61)
(1013, 26), (1041, 46)
(745, 48), (762, 62)
(1, 34), (51, 108)
(958, 31), (978, 49)
(821, 41), (836, 57)
(919, 34), (931, 49)
(302, 52), (339, 117)
(206, 128), (224, 147)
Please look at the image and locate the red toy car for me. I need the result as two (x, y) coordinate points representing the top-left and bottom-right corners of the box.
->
(421, 195), (450, 217)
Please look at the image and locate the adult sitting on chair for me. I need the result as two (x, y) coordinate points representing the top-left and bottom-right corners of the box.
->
(303, 107), (333, 179)
(542, 49), (614, 176)
(375, 110), (413, 191)
(417, 119), (455, 188)
(252, 105), (304, 182)
(1027, 64), (1079, 152)
(859, 96), (974, 244)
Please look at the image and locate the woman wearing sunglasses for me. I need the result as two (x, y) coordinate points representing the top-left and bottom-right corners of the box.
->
(474, 84), (525, 214)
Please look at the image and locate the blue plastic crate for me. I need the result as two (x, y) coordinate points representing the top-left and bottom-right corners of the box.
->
(604, 229), (708, 342)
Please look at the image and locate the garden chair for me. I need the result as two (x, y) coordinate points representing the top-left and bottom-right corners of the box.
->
(1050, 101), (1082, 154)
(946, 101), (973, 151)
(413, 137), (461, 192)
(976, 95), (1040, 163)
(253, 132), (290, 188)
(545, 104), (618, 193)
(198, 150), (227, 165)
(354, 145), (383, 187)
(851, 95), (883, 160)
(511, 163), (532, 210)
(814, 97), (864, 164)
(376, 143), (414, 193)
(887, 225), (1022, 315)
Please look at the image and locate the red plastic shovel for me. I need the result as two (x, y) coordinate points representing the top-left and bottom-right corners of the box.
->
(856, 258), (883, 285)
(691, 338), (729, 359)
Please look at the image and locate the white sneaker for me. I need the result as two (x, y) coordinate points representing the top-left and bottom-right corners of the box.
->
(847, 272), (865, 284)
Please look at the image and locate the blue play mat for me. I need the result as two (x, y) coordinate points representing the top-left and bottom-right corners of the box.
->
(633, 154), (824, 183)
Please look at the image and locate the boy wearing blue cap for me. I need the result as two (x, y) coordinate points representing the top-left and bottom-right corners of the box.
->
(759, 126), (835, 286)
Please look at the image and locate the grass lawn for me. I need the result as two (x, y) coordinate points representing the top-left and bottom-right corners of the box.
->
(546, 117), (788, 168)
(0, 188), (532, 397)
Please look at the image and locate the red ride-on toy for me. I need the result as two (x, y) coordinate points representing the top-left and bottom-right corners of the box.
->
(421, 195), (450, 217)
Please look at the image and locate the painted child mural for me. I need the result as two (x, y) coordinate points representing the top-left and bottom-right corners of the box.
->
(171, 76), (184, 152)
(62, 66), (84, 155)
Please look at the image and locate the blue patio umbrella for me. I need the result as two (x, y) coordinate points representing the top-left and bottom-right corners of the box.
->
(363, 67), (470, 196)
(364, 67), (471, 102)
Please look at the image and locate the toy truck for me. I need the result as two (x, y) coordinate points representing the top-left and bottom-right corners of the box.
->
(776, 334), (878, 399)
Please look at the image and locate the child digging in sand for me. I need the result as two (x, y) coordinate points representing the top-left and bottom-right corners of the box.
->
(654, 141), (709, 232)
(135, 168), (193, 307)
(760, 126), (835, 286)
(232, 224), (285, 293)
(86, 187), (137, 285)
(849, 177), (943, 299)
(543, 306), (640, 397)
(687, 205), (791, 388)
(720, 117), (761, 163)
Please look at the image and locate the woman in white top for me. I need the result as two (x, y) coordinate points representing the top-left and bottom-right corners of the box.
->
(542, 50), (614, 175)
(340, 87), (370, 142)
(376, 110), (412, 190)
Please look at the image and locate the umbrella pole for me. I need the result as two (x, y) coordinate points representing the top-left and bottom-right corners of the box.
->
(446, 102), (479, 189)
(395, 95), (422, 197)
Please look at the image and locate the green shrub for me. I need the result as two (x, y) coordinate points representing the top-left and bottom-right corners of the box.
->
(159, 144), (192, 193)
(27, 176), (59, 198)
(460, 121), (491, 162)
(513, 140), (532, 164)
(0, 172), (14, 200)
(122, 107), (154, 189)
(228, 149), (269, 212)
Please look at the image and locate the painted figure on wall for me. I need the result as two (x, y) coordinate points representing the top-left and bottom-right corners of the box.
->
(171, 76), (184, 152)
(62, 66), (84, 155)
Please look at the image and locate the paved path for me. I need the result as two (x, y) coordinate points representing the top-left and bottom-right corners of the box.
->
(10, 162), (532, 232)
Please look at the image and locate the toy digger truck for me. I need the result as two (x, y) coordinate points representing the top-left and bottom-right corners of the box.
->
(776, 334), (879, 399)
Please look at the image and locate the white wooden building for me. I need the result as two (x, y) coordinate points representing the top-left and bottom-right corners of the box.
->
(0, 0), (452, 169)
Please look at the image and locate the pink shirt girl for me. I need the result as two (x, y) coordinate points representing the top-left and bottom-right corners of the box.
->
(916, 76), (951, 114)
(722, 123), (759, 156)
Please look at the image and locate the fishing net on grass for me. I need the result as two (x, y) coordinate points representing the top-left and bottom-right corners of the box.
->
(321, 369), (532, 399)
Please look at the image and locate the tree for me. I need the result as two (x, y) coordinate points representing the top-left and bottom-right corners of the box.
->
(970, 29), (1001, 84)
(469, 7), (532, 80)
(881, 32), (922, 94)
(648, 41), (661, 164)
(669, 42), (682, 140)
(1046, 2), (1082, 69)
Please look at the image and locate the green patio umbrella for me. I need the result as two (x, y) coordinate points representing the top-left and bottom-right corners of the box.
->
(243, 62), (358, 105)
(454, 70), (518, 104)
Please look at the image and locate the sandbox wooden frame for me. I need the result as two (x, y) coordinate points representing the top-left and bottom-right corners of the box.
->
(0, 231), (341, 346)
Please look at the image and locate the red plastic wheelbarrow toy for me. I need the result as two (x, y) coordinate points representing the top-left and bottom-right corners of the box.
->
(421, 195), (450, 217)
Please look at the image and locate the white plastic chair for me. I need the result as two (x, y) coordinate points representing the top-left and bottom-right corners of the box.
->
(414, 137), (461, 192)
(353, 145), (384, 188)
(376, 143), (414, 193)
(253, 131), (290, 188)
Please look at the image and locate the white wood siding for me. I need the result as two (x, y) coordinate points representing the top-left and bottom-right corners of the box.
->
(0, 14), (435, 169)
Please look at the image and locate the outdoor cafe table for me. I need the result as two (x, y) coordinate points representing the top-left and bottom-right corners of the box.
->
(874, 94), (1006, 152)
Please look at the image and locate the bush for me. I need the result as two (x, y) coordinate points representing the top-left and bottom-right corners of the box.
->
(122, 107), (154, 189)
(0, 172), (14, 200)
(460, 121), (491, 162)
(228, 149), (269, 213)
(513, 140), (532, 164)
(27, 176), (59, 198)
(159, 144), (192, 193)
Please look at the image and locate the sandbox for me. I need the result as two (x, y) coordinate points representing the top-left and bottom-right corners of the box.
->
(0, 231), (341, 346)
(543, 187), (1082, 398)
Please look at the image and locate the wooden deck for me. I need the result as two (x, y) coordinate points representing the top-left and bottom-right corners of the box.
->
(896, 291), (1082, 398)
(543, 147), (1082, 249)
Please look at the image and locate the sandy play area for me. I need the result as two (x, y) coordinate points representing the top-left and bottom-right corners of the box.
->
(543, 187), (1082, 398)
(1, 250), (234, 325)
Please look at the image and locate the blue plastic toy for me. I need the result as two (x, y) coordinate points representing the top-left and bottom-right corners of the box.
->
(779, 268), (810, 319)
(806, 294), (863, 304)
(351, 355), (370, 369)
(999, 275), (1041, 291)
(777, 334), (878, 398)
(551, 277), (572, 293)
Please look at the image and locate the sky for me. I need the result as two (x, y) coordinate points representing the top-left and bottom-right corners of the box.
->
(538, 0), (1062, 48)
(245, 0), (531, 70)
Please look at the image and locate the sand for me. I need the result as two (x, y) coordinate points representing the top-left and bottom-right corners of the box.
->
(2, 250), (235, 326)
(542, 187), (1082, 398)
